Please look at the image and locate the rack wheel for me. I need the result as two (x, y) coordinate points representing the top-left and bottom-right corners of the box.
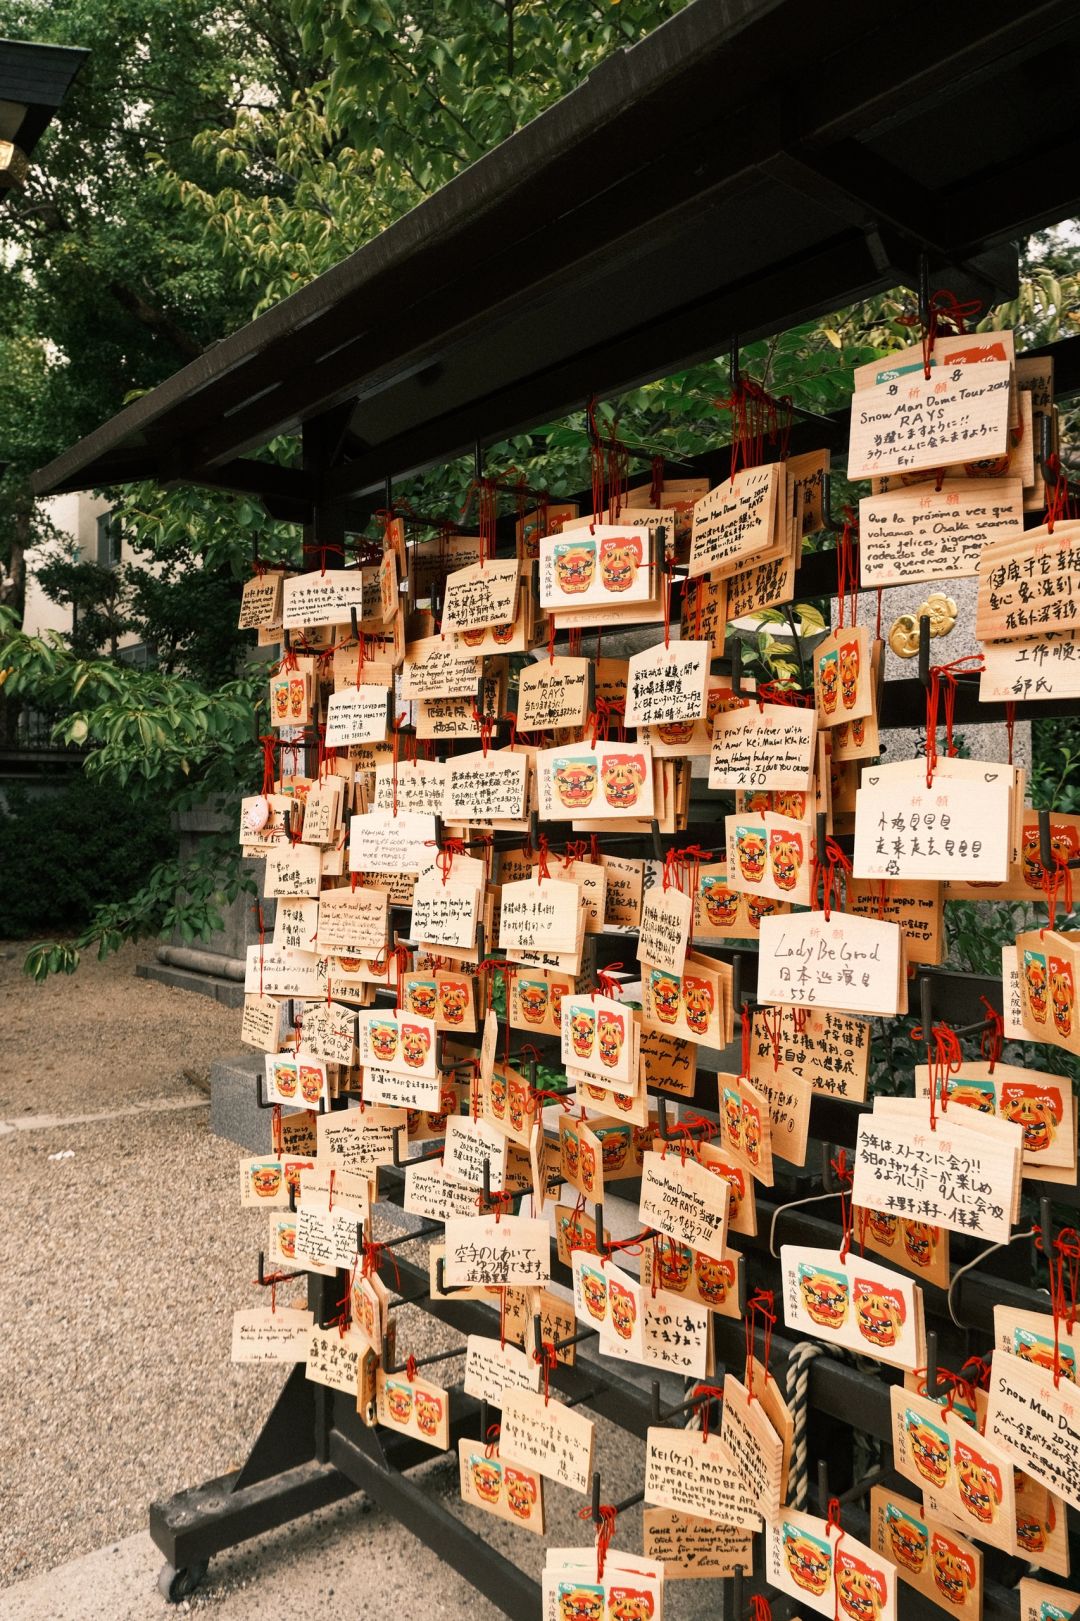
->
(158, 1561), (209, 1602)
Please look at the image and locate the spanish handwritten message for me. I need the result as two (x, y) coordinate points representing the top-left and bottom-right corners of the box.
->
(859, 479), (1023, 587)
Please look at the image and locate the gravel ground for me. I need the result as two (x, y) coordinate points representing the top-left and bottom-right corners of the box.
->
(0, 942), (282, 1588)
(0, 938), (235, 1120)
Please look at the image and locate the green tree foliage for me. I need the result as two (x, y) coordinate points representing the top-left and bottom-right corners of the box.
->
(0, 0), (325, 608)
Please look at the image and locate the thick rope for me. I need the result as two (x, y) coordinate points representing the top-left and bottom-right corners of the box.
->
(784, 1340), (880, 1509)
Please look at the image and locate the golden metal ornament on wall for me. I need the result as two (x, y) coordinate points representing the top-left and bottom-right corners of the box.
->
(888, 614), (920, 658)
(888, 595), (959, 658)
(920, 592), (958, 635)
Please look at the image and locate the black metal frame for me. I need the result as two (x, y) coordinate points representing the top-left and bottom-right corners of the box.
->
(156, 393), (1080, 1609)
(150, 442), (1080, 1607)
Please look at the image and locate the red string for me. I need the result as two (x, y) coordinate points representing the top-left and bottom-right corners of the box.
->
(834, 513), (859, 629)
(744, 1288), (775, 1400)
(576, 1503), (618, 1582)
(757, 682), (812, 708)
(690, 1383), (725, 1442)
(585, 398), (629, 524)
(252, 902), (266, 996)
(1060, 1232), (1080, 1339)
(258, 734), (278, 797)
(812, 837), (851, 922)
(960, 1354), (993, 1392)
(595, 964), (624, 1002)
(1005, 701), (1016, 765)
(470, 705), (494, 757)
(362, 1236), (401, 1292)
(750, 1597), (772, 1621)
(534, 1338), (558, 1404)
(931, 289), (983, 335)
(716, 376), (794, 481)
(529, 1086), (573, 1117)
(897, 287), (981, 380)
(484, 1422), (501, 1458)
(650, 455), (665, 511)
(1042, 452), (1074, 534)
(1042, 845), (1075, 932)
(589, 696), (623, 749)
(459, 476), (499, 564)
(924, 657), (984, 787)
(437, 837), (466, 884)
(979, 998), (1004, 1072)
(740, 1003), (752, 1078)
(911, 1020), (963, 1130)
(254, 1263), (297, 1288)
(1038, 1226), (1080, 1385)
(831, 1150), (854, 1261)
(918, 1364), (978, 1417)
(406, 1354), (418, 1384)
(664, 1114), (719, 1170)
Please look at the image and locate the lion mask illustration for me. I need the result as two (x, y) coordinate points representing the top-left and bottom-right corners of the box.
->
(839, 641), (860, 709)
(553, 541), (596, 596)
(599, 534), (643, 593)
(601, 752), (646, 810)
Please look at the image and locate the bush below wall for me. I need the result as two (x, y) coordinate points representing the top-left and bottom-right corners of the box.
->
(0, 779), (172, 938)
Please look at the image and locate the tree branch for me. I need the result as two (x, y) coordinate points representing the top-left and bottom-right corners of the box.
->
(106, 282), (204, 361)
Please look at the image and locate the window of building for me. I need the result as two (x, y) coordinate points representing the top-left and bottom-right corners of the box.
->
(96, 509), (121, 569)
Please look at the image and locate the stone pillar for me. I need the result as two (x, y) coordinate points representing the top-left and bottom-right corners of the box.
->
(136, 801), (276, 1007)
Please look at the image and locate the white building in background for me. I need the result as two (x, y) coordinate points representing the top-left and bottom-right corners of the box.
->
(23, 490), (150, 662)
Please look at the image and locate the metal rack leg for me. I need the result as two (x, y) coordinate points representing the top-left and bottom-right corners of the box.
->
(150, 1459), (357, 1576)
(234, 1364), (320, 1489)
(328, 1427), (542, 1620)
(149, 1361), (359, 1594)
